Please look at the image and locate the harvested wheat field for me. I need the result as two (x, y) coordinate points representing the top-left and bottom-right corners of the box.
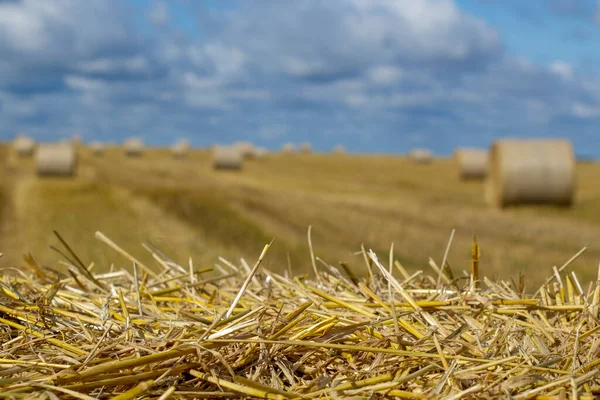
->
(1, 144), (600, 397)
(2, 144), (600, 289)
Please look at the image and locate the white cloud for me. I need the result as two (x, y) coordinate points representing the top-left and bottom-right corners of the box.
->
(76, 56), (150, 74)
(280, 56), (326, 77)
(549, 60), (573, 79)
(204, 44), (247, 77)
(367, 66), (402, 85)
(258, 124), (288, 140)
(148, 1), (169, 27)
(572, 103), (600, 118)
(65, 75), (106, 91)
(0, 1), (52, 51)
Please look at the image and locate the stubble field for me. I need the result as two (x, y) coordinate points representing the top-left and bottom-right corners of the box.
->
(1, 144), (599, 290)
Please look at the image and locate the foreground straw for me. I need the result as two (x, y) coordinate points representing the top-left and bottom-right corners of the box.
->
(0, 231), (598, 399)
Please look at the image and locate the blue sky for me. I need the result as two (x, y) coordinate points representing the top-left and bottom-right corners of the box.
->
(0, 0), (599, 156)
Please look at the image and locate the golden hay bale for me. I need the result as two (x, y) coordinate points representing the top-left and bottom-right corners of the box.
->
(333, 144), (345, 154)
(234, 141), (256, 159)
(487, 138), (575, 207)
(408, 148), (433, 164)
(300, 142), (312, 154)
(88, 141), (105, 155)
(35, 143), (77, 177)
(13, 134), (36, 157)
(281, 143), (295, 154)
(455, 148), (488, 180)
(213, 146), (243, 170)
(123, 137), (144, 157)
(172, 139), (191, 158)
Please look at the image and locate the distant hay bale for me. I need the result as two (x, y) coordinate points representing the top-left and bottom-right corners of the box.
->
(487, 138), (575, 207)
(36, 143), (77, 177)
(88, 141), (105, 156)
(408, 148), (433, 164)
(234, 141), (256, 159)
(123, 137), (144, 157)
(281, 143), (295, 154)
(255, 147), (269, 158)
(172, 139), (191, 158)
(333, 144), (345, 154)
(213, 146), (243, 170)
(13, 134), (36, 157)
(455, 148), (488, 180)
(300, 142), (312, 154)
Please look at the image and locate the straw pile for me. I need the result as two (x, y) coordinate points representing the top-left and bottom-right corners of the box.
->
(13, 134), (36, 157)
(172, 139), (191, 158)
(487, 138), (575, 207)
(408, 148), (434, 164)
(123, 137), (144, 157)
(282, 143), (296, 154)
(300, 142), (312, 154)
(213, 145), (243, 170)
(0, 232), (599, 399)
(455, 148), (488, 180)
(35, 143), (77, 177)
(88, 141), (105, 156)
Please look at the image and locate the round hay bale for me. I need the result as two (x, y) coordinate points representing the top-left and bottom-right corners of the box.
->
(213, 146), (243, 170)
(172, 139), (191, 158)
(333, 144), (346, 154)
(36, 143), (77, 177)
(487, 138), (575, 207)
(455, 148), (488, 180)
(13, 134), (36, 157)
(300, 142), (312, 154)
(123, 137), (144, 157)
(408, 148), (433, 164)
(88, 141), (105, 156)
(234, 141), (256, 159)
(281, 143), (296, 154)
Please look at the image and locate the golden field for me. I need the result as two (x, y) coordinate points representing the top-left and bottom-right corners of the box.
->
(1, 144), (599, 289)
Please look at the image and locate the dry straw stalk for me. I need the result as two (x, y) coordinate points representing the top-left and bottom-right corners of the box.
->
(487, 138), (576, 207)
(455, 147), (488, 180)
(0, 230), (599, 398)
(35, 142), (77, 177)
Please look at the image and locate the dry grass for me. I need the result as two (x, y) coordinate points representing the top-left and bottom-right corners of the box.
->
(0, 233), (599, 398)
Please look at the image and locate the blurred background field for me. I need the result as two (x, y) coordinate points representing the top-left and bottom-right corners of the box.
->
(1, 143), (599, 290)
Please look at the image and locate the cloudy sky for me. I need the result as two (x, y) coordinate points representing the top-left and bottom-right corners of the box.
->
(1, 0), (599, 155)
